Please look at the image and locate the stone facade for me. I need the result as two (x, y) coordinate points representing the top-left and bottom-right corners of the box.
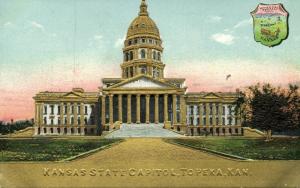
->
(33, 0), (242, 136)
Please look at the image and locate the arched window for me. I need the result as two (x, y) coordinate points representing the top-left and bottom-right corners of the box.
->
(158, 52), (161, 61)
(77, 117), (81, 125)
(125, 52), (129, 61)
(152, 51), (157, 60)
(129, 51), (133, 60)
(141, 49), (146, 59)
(141, 66), (147, 74)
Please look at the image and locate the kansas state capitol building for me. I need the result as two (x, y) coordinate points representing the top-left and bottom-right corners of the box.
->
(33, 0), (242, 136)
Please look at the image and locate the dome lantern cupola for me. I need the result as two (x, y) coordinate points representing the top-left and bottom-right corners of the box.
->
(139, 0), (149, 16)
(121, 0), (165, 80)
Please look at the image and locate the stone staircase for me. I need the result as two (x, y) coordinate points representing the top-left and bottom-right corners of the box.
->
(105, 123), (184, 138)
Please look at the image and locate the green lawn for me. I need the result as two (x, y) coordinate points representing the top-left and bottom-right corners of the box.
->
(0, 138), (121, 161)
(166, 137), (300, 160)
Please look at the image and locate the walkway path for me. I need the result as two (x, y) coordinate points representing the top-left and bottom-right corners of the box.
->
(0, 139), (299, 188)
(105, 124), (184, 138)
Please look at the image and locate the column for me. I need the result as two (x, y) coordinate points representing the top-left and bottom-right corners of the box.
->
(67, 103), (71, 125)
(80, 103), (84, 126)
(40, 103), (44, 125)
(172, 94), (177, 124)
(34, 103), (38, 125)
(127, 94), (132, 124)
(101, 96), (106, 126)
(118, 94), (123, 123)
(236, 107), (241, 126)
(146, 94), (150, 124)
(74, 103), (78, 126)
(199, 104), (203, 126)
(205, 103), (209, 126)
(109, 94), (114, 128)
(212, 103), (216, 126)
(164, 94), (168, 122)
(180, 95), (186, 125)
(218, 103), (223, 126)
(154, 94), (159, 124)
(136, 94), (141, 124)
(60, 102), (64, 126)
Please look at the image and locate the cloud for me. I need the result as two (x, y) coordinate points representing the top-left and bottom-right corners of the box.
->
(208, 16), (222, 22)
(114, 36), (125, 48)
(30, 21), (45, 31)
(93, 35), (103, 41)
(3, 22), (14, 28)
(210, 33), (235, 45)
(233, 18), (252, 29)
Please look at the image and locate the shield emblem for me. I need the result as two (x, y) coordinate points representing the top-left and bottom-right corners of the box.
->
(251, 4), (289, 47)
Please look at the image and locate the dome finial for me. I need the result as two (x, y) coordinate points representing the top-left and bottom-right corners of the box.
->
(139, 0), (148, 16)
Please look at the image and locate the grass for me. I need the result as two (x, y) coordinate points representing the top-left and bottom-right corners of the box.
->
(166, 137), (300, 160)
(0, 138), (121, 161)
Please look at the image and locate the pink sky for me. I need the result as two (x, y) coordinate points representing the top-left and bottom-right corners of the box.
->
(0, 57), (299, 122)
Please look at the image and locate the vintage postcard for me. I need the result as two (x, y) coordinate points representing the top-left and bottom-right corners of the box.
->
(0, 0), (299, 187)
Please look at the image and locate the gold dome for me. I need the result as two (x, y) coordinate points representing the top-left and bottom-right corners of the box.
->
(126, 0), (160, 39)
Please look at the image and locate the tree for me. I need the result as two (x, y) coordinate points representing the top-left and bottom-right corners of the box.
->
(238, 83), (300, 141)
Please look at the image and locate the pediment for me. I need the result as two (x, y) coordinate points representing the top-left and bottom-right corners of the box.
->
(62, 92), (82, 98)
(109, 75), (177, 89)
(203, 92), (221, 99)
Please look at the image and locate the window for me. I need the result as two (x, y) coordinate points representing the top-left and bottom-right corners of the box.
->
(71, 117), (74, 125)
(222, 106), (225, 115)
(64, 117), (67, 125)
(51, 119), (54, 125)
(209, 117), (213, 125)
(190, 106), (194, 115)
(134, 39), (138, 44)
(50, 105), (54, 115)
(203, 105), (206, 115)
(141, 49), (146, 59)
(44, 106), (47, 114)
(216, 105), (219, 115)
(130, 67), (134, 77)
(152, 68), (159, 78)
(140, 66), (147, 74)
(91, 116), (95, 125)
(149, 39), (153, 43)
(77, 117), (81, 125)
(153, 51), (157, 60)
(85, 106), (88, 115)
(71, 105), (74, 114)
(203, 117), (206, 126)
(84, 117), (88, 125)
(129, 51), (133, 60)
(209, 104), (213, 115)
(128, 40), (132, 46)
(158, 52), (161, 61)
(142, 38), (146, 43)
(57, 106), (61, 114)
(222, 117), (225, 125)
(228, 117), (232, 125)
(43, 117), (47, 125)
(77, 106), (80, 114)
(58, 118), (61, 125)
(64, 105), (67, 115)
(216, 117), (219, 125)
